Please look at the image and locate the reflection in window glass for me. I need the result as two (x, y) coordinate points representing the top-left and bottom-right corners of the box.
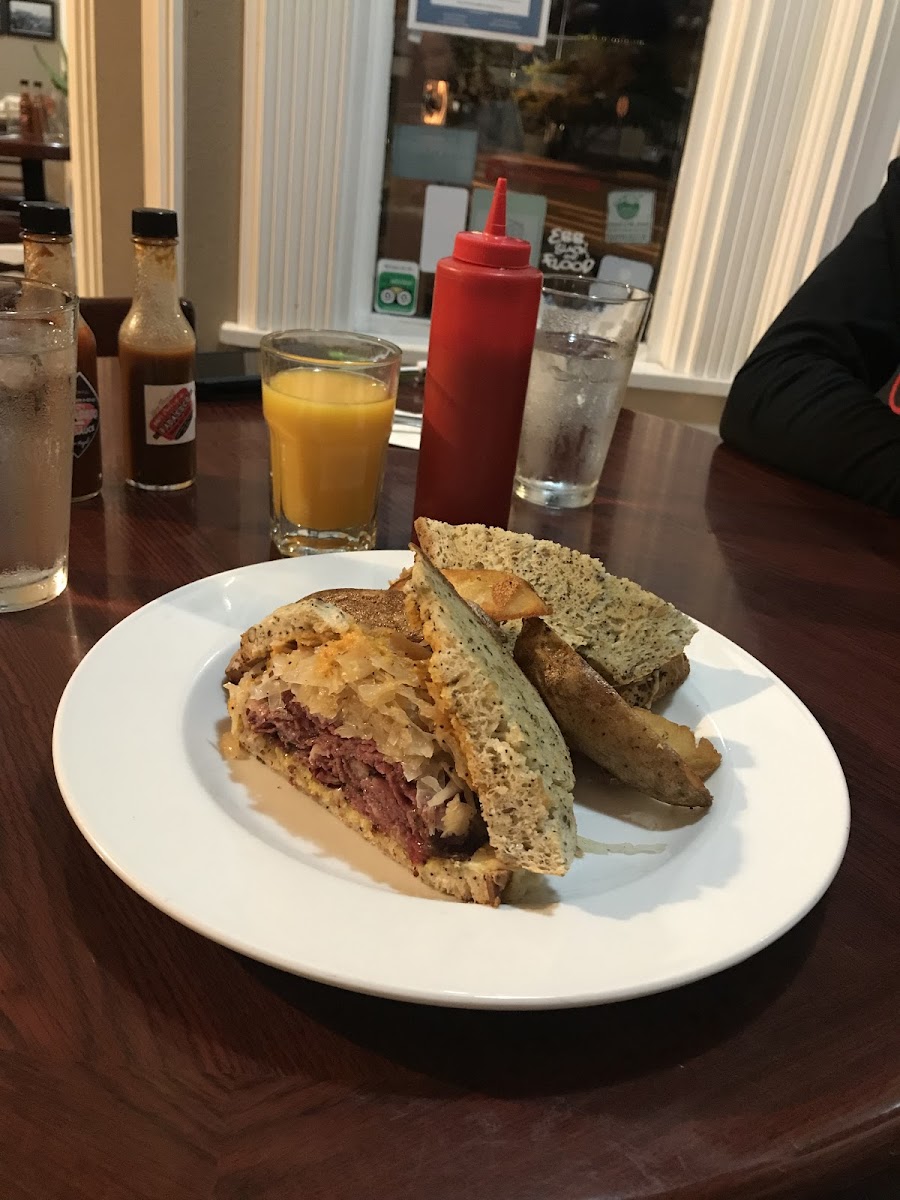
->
(374, 0), (712, 324)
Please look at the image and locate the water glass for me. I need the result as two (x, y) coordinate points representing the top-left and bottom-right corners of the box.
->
(514, 276), (651, 509)
(0, 277), (77, 611)
(260, 330), (401, 555)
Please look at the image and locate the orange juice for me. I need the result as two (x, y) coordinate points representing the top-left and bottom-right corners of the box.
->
(263, 367), (395, 530)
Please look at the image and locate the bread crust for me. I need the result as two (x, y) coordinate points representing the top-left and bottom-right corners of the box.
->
(225, 588), (418, 683)
(408, 552), (577, 875)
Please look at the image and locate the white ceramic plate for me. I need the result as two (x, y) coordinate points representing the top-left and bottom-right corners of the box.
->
(53, 551), (849, 1009)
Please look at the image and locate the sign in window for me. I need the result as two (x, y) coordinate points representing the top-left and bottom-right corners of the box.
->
(376, 0), (713, 324)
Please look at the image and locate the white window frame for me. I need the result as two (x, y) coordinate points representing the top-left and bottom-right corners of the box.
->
(221, 0), (900, 396)
(65, 0), (104, 296)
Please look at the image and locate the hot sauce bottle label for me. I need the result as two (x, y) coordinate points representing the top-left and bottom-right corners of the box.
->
(73, 372), (100, 459)
(144, 381), (196, 445)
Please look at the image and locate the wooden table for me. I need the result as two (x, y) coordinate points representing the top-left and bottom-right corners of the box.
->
(1, 362), (898, 1199)
(0, 133), (69, 200)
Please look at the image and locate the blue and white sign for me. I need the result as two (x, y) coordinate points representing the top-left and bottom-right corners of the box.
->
(408, 0), (551, 47)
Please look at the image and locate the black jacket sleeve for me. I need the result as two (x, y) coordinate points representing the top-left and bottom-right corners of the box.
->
(720, 158), (900, 512)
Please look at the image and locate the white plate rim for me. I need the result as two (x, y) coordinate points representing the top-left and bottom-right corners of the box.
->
(53, 551), (850, 1009)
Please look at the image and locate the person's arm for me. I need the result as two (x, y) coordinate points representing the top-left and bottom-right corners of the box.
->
(720, 159), (900, 512)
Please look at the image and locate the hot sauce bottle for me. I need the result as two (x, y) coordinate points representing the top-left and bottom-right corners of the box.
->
(18, 79), (33, 137)
(412, 177), (542, 529)
(20, 201), (102, 501)
(118, 208), (196, 490)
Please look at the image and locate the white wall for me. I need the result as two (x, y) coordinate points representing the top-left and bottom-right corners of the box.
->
(0, 33), (61, 96)
(183, 0), (243, 350)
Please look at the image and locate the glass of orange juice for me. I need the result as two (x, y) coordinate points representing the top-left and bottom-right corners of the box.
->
(260, 330), (401, 555)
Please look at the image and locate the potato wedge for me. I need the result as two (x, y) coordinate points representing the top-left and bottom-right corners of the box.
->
(391, 566), (549, 622)
(514, 618), (711, 808)
(628, 708), (721, 781)
(442, 568), (550, 620)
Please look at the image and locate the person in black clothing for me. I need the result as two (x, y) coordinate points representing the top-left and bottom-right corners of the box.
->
(720, 158), (900, 513)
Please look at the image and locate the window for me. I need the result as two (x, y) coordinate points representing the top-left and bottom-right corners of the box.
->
(372, 0), (712, 323)
(225, 0), (897, 391)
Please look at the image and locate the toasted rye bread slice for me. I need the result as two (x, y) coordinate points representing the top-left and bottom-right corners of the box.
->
(514, 618), (711, 808)
(415, 518), (696, 689)
(617, 653), (690, 708)
(407, 550), (577, 875)
(227, 673), (511, 905)
(225, 588), (416, 683)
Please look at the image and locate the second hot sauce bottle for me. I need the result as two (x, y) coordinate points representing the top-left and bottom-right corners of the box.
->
(118, 208), (197, 491)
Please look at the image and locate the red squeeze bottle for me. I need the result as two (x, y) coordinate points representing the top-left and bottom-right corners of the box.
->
(413, 177), (541, 529)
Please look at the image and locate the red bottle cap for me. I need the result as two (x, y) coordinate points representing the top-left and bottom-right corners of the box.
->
(452, 178), (532, 268)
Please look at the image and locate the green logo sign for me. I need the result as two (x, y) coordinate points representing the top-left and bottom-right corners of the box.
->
(375, 261), (418, 316)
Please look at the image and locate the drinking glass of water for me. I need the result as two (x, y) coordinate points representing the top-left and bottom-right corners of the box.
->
(514, 276), (651, 509)
(0, 277), (77, 611)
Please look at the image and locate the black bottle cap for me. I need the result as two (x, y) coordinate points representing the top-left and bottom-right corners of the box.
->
(132, 208), (178, 238)
(19, 201), (71, 235)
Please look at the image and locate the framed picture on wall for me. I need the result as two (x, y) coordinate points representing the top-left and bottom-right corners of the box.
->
(3, 0), (56, 41)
